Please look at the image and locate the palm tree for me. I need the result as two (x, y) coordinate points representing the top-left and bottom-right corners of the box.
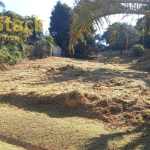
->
(69, 0), (150, 53)
(0, 1), (5, 8)
(139, 4), (150, 35)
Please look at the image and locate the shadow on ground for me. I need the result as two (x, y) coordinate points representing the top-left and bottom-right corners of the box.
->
(0, 92), (96, 119)
(84, 125), (150, 150)
(129, 59), (150, 73)
(0, 92), (149, 150)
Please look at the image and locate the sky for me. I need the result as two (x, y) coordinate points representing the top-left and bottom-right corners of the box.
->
(1, 0), (74, 33)
(1, 0), (143, 34)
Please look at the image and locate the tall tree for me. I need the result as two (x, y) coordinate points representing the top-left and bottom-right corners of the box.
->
(74, 31), (96, 59)
(135, 4), (150, 48)
(49, 1), (72, 55)
(102, 23), (139, 54)
(0, 1), (5, 8)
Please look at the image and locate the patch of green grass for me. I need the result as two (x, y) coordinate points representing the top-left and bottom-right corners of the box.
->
(0, 104), (150, 150)
(0, 140), (25, 150)
(0, 104), (106, 150)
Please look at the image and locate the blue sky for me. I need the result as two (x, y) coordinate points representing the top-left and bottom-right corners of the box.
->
(1, 0), (142, 34)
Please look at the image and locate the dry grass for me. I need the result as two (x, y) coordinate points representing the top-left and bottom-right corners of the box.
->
(0, 52), (150, 149)
(0, 104), (107, 150)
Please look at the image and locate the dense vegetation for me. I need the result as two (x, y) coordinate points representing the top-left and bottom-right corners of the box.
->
(49, 1), (97, 58)
(102, 23), (139, 54)
(0, 1), (150, 68)
(49, 1), (150, 59)
(49, 1), (72, 56)
(0, 6), (54, 69)
(0, 1), (150, 149)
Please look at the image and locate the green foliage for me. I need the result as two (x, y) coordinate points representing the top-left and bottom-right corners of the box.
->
(136, 5), (150, 35)
(0, 1), (5, 8)
(0, 47), (12, 64)
(0, 9), (54, 69)
(33, 41), (46, 59)
(49, 1), (72, 55)
(74, 33), (96, 59)
(45, 34), (55, 56)
(49, 2), (97, 58)
(131, 44), (145, 56)
(135, 6), (150, 48)
(0, 46), (20, 69)
(137, 35), (150, 49)
(32, 34), (54, 59)
(102, 23), (139, 53)
(69, 0), (150, 51)
(0, 41), (34, 69)
(0, 11), (30, 42)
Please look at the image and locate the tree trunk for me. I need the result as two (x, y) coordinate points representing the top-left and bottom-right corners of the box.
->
(126, 36), (128, 55)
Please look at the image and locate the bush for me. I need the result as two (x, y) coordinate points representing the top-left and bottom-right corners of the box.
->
(131, 44), (145, 56)
(0, 48), (12, 64)
(33, 41), (50, 59)
(0, 43), (31, 69)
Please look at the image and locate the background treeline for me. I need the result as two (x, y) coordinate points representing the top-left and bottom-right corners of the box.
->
(0, 1), (150, 69)
(49, 1), (150, 58)
(0, 10), (54, 69)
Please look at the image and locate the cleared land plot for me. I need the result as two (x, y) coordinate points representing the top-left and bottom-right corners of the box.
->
(0, 53), (150, 149)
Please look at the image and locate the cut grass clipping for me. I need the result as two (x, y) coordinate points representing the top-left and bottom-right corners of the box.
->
(0, 53), (150, 149)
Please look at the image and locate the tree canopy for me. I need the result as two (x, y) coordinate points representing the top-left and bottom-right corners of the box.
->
(0, 1), (5, 8)
(102, 23), (139, 54)
(69, 0), (150, 53)
(49, 1), (72, 55)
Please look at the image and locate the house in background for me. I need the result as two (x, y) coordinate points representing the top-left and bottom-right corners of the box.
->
(52, 46), (62, 56)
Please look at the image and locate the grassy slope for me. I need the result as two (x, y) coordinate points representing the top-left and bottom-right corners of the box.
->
(0, 52), (150, 150)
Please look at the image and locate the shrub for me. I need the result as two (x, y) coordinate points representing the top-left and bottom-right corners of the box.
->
(0, 48), (12, 64)
(0, 43), (31, 69)
(131, 44), (145, 56)
(33, 41), (49, 59)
